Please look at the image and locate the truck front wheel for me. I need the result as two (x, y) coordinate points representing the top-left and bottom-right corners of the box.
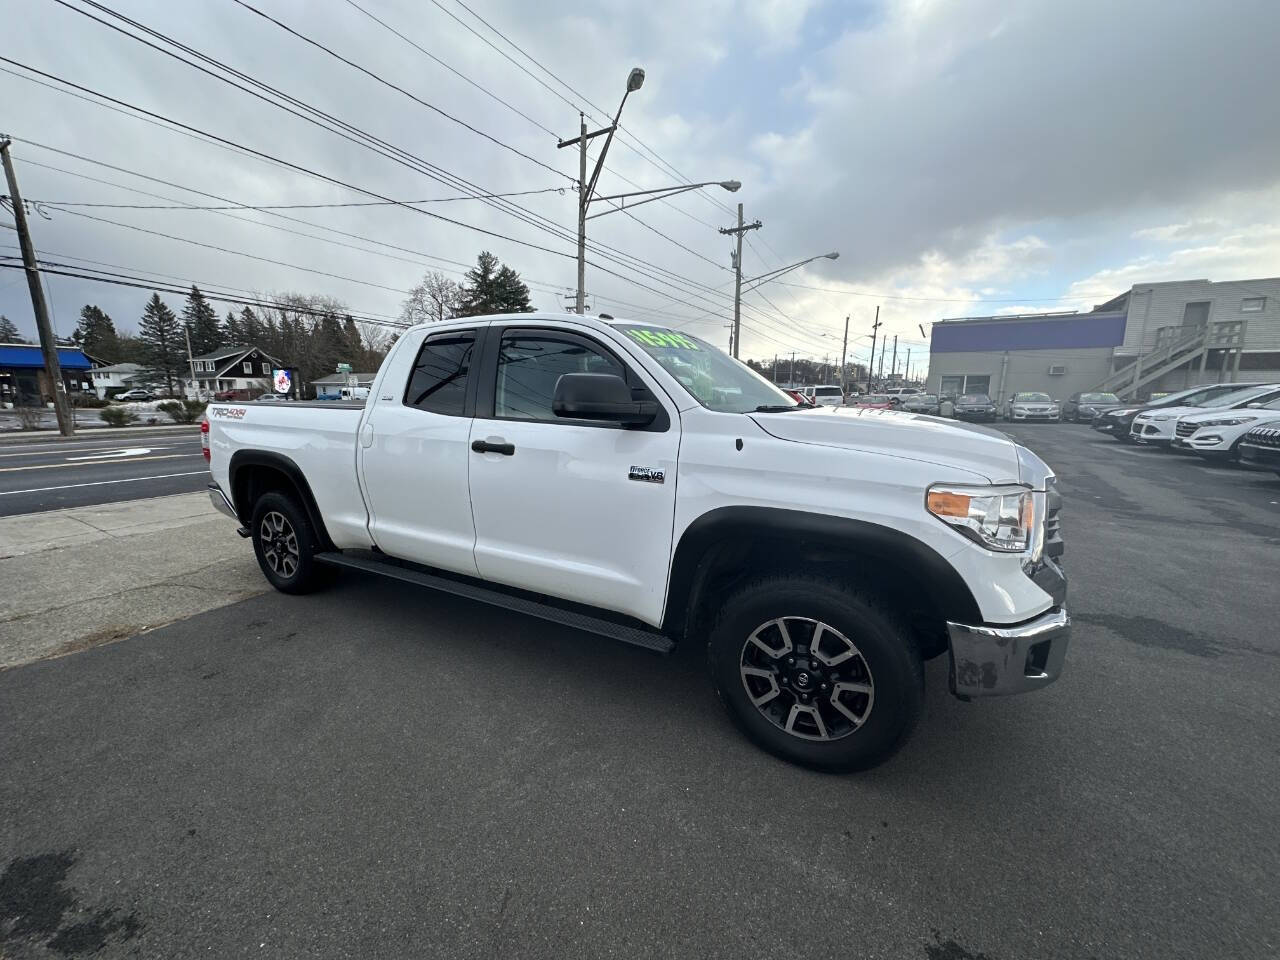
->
(250, 491), (327, 594)
(708, 577), (923, 772)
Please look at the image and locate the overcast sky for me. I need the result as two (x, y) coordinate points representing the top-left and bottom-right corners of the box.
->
(3, 0), (1278, 372)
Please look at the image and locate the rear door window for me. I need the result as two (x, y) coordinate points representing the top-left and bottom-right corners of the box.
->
(404, 332), (474, 416)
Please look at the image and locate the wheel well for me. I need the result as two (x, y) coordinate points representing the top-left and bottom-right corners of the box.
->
(663, 508), (981, 660)
(228, 453), (335, 550)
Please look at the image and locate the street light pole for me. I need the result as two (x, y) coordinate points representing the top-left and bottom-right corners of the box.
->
(868, 305), (881, 391)
(575, 113), (588, 315)
(719, 203), (762, 359)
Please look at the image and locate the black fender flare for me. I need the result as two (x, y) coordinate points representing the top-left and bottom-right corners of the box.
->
(227, 449), (336, 551)
(661, 506), (982, 634)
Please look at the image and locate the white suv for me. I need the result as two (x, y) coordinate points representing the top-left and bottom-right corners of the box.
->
(1131, 383), (1280, 444)
(1172, 391), (1280, 459)
(803, 385), (846, 407)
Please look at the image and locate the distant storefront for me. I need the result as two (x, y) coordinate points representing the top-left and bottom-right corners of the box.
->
(0, 344), (94, 407)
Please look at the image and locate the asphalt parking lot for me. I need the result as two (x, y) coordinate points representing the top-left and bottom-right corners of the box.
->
(2, 424), (1277, 960)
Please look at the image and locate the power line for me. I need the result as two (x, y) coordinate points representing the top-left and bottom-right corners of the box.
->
(30, 187), (568, 210)
(339, 0), (559, 139)
(773, 278), (1110, 304)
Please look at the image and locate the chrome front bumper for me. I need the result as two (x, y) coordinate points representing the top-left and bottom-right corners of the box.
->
(208, 482), (238, 521)
(947, 607), (1071, 699)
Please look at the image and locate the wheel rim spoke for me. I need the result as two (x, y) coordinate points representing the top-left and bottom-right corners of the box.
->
(260, 511), (299, 579)
(739, 615), (875, 743)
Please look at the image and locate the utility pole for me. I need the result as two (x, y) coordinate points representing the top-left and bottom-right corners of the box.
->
(904, 348), (911, 385)
(184, 323), (198, 401)
(878, 336), (887, 381)
(773, 353), (778, 383)
(718, 203), (762, 359)
(574, 114), (587, 314)
(839, 315), (850, 395)
(890, 335), (898, 381)
(789, 351), (796, 385)
(1, 138), (73, 436)
(868, 306), (882, 391)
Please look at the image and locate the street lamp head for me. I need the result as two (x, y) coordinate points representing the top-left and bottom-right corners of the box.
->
(626, 67), (645, 92)
(719, 180), (742, 192)
(823, 252), (839, 260)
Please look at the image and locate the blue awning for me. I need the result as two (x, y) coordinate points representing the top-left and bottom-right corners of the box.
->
(0, 345), (94, 370)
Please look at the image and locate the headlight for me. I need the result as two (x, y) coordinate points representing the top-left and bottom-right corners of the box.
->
(1194, 416), (1256, 428)
(1112, 408), (1138, 417)
(927, 484), (1034, 553)
(1151, 414), (1175, 421)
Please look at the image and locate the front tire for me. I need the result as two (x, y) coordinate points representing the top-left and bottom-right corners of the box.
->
(707, 577), (923, 773)
(250, 491), (327, 594)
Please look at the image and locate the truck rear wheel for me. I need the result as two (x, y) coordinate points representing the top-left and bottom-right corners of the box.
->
(250, 491), (327, 594)
(708, 577), (923, 772)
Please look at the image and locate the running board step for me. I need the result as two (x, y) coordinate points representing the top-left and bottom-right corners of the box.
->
(314, 552), (674, 655)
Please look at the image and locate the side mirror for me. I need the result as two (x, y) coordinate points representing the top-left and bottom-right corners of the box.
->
(552, 372), (657, 427)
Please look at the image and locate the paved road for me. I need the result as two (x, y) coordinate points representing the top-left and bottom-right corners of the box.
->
(0, 428), (206, 516)
(2, 425), (1277, 959)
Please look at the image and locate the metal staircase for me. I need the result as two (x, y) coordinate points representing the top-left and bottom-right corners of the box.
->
(1093, 320), (1245, 399)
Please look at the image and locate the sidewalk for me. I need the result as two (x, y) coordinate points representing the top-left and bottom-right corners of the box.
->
(0, 492), (266, 668)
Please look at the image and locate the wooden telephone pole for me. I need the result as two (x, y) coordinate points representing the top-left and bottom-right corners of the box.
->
(1, 138), (74, 436)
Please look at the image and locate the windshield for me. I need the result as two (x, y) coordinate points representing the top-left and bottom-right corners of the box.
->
(1081, 393), (1119, 403)
(615, 324), (796, 413)
(814, 387), (843, 396)
(959, 394), (990, 404)
(1203, 385), (1279, 408)
(1014, 393), (1051, 402)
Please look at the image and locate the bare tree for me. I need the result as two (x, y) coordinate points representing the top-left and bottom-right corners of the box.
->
(401, 271), (461, 324)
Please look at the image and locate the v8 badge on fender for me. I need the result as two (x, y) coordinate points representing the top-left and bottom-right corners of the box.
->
(628, 465), (665, 484)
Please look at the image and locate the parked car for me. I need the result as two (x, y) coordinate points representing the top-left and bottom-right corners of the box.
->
(848, 394), (895, 409)
(1171, 394), (1280, 459)
(1063, 392), (1123, 422)
(113, 388), (155, 402)
(1131, 383), (1280, 445)
(206, 312), (1070, 773)
(884, 387), (921, 400)
(782, 389), (815, 407)
(803, 385), (846, 408)
(900, 393), (940, 415)
(1004, 392), (1061, 422)
(1238, 420), (1280, 477)
(954, 393), (998, 422)
(1093, 383), (1252, 441)
(256, 393), (285, 402)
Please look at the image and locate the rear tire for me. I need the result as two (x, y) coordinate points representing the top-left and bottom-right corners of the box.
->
(250, 491), (327, 594)
(707, 577), (923, 773)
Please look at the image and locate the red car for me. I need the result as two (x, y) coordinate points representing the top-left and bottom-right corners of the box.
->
(783, 389), (817, 407)
(849, 394), (895, 410)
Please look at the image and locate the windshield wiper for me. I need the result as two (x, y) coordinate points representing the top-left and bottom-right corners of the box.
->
(752, 404), (804, 412)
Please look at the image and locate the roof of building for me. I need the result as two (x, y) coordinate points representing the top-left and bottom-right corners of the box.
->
(92, 361), (143, 374)
(189, 345), (283, 379)
(191, 345), (254, 362)
(0, 344), (94, 370)
(311, 372), (377, 385)
(931, 310), (1128, 354)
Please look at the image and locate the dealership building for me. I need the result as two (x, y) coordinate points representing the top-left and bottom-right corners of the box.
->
(926, 277), (1280, 403)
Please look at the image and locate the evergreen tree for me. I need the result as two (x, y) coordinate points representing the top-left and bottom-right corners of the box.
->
(456, 251), (533, 317)
(73, 305), (120, 359)
(342, 315), (363, 359)
(0, 315), (24, 343)
(239, 306), (262, 343)
(138, 293), (184, 396)
(182, 286), (222, 355)
(221, 310), (241, 345)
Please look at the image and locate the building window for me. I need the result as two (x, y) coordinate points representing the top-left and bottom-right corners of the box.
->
(242, 361), (252, 374)
(940, 374), (990, 397)
(1242, 297), (1266, 312)
(1182, 301), (1210, 328)
(262, 362), (270, 374)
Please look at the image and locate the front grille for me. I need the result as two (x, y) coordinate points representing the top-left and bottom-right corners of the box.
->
(1244, 424), (1280, 448)
(1175, 421), (1196, 438)
(1043, 483), (1064, 560)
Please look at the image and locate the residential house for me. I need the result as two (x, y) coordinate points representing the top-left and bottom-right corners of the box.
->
(185, 345), (284, 399)
(89, 361), (144, 398)
(311, 371), (377, 399)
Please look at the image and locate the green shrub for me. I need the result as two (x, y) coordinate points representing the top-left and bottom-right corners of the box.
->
(99, 406), (140, 427)
(71, 395), (110, 408)
(157, 399), (206, 424)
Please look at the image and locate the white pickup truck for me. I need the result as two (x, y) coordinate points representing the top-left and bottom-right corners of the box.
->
(205, 312), (1069, 771)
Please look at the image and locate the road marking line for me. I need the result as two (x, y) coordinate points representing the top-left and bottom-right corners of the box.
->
(0, 453), (194, 473)
(66, 447), (154, 461)
(0, 471), (209, 496)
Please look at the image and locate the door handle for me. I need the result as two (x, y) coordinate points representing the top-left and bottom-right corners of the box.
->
(471, 439), (515, 456)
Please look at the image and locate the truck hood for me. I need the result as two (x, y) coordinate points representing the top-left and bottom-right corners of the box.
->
(749, 406), (1024, 484)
